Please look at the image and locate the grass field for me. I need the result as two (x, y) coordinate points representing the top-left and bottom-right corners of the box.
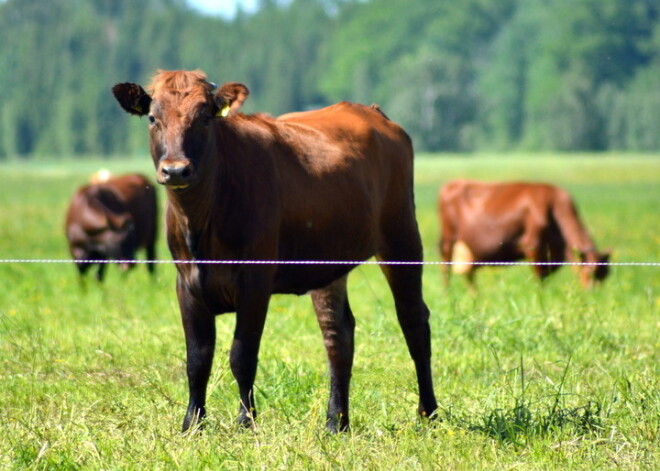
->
(0, 154), (658, 469)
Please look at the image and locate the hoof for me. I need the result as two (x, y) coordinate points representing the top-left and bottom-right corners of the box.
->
(326, 414), (349, 433)
(237, 408), (257, 428)
(418, 406), (441, 425)
(182, 406), (206, 433)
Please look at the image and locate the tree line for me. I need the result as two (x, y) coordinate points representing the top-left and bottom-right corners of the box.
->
(0, 0), (658, 158)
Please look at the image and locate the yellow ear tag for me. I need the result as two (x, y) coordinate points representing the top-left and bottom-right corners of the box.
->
(218, 105), (231, 118)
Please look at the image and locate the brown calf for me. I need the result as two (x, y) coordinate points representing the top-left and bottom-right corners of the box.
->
(439, 179), (610, 289)
(112, 69), (437, 432)
(65, 173), (158, 281)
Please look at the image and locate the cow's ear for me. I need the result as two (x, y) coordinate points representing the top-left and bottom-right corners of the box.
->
(112, 83), (151, 116)
(214, 82), (249, 117)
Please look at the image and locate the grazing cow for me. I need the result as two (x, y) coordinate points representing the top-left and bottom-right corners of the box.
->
(65, 173), (158, 281)
(112, 69), (437, 432)
(439, 179), (610, 289)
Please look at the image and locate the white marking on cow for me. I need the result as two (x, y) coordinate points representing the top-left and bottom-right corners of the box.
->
(452, 240), (474, 274)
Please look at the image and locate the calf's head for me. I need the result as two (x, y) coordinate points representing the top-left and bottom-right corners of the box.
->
(578, 249), (611, 288)
(112, 70), (249, 191)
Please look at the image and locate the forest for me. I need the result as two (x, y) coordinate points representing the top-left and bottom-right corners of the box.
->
(0, 0), (658, 158)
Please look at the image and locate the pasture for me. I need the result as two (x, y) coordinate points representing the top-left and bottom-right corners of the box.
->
(0, 154), (658, 469)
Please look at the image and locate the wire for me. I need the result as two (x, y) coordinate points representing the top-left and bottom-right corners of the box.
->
(0, 259), (656, 266)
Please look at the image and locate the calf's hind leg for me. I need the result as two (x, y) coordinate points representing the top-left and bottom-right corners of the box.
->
(146, 242), (157, 275)
(378, 221), (438, 419)
(379, 262), (438, 418)
(439, 236), (453, 286)
(311, 275), (355, 432)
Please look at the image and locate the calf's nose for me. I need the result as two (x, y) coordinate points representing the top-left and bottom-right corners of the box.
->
(159, 161), (194, 187)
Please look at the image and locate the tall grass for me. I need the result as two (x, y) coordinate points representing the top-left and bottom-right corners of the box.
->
(0, 155), (658, 469)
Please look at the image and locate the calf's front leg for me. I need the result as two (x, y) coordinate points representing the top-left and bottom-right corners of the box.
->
(179, 276), (216, 432)
(231, 274), (271, 427)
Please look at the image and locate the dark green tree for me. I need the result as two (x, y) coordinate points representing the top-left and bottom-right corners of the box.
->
(0, 0), (657, 157)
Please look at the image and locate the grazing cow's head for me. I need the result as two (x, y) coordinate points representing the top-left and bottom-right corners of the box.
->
(112, 70), (249, 192)
(578, 249), (611, 288)
(67, 186), (137, 273)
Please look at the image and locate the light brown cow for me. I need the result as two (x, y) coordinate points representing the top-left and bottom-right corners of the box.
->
(439, 180), (610, 289)
(112, 69), (437, 432)
(65, 173), (158, 281)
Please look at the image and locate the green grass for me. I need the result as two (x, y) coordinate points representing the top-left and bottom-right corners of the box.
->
(0, 154), (658, 469)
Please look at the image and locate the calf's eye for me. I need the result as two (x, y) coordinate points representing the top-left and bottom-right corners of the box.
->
(148, 115), (156, 124)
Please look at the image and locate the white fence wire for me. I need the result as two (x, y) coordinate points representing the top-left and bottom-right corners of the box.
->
(0, 259), (656, 267)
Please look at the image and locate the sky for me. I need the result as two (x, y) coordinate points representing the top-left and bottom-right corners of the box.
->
(186, 0), (259, 18)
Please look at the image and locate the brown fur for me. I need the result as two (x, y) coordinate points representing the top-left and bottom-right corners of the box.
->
(439, 179), (610, 289)
(112, 70), (437, 432)
(65, 173), (158, 281)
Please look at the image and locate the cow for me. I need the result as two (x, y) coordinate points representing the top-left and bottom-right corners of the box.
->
(112, 69), (437, 433)
(439, 179), (610, 290)
(65, 172), (158, 281)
